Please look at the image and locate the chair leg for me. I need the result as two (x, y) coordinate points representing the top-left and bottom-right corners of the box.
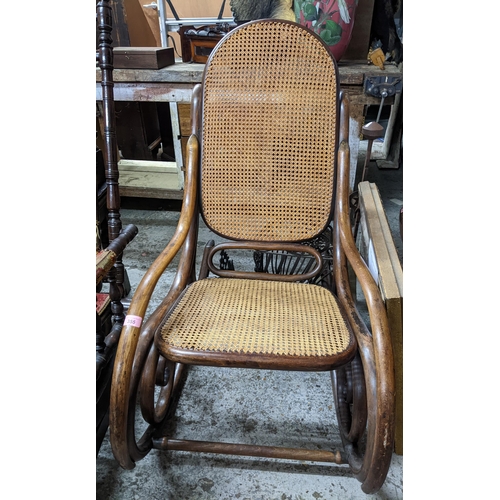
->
(109, 306), (190, 468)
(331, 329), (395, 494)
(332, 352), (367, 447)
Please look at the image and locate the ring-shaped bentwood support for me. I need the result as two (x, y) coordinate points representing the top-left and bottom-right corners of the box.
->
(109, 19), (395, 495)
(206, 241), (323, 281)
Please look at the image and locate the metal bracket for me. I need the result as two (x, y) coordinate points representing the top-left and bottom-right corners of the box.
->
(364, 76), (403, 98)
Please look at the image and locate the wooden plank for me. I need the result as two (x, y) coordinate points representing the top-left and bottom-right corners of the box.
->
(178, 103), (191, 136)
(358, 181), (403, 455)
(119, 186), (184, 199)
(341, 86), (395, 106)
(169, 102), (185, 186)
(95, 63), (206, 84)
(118, 159), (179, 172)
(368, 183), (403, 294)
(117, 172), (180, 189)
(349, 103), (365, 192)
(95, 61), (402, 86)
(118, 159), (183, 192)
(338, 61), (402, 85)
(178, 103), (192, 168)
(359, 182), (402, 299)
(136, 0), (162, 47)
(96, 82), (196, 103)
(181, 137), (189, 169)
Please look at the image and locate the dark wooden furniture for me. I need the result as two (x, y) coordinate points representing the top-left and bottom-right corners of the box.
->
(108, 19), (395, 494)
(96, 224), (137, 453)
(96, 0), (138, 455)
(178, 24), (235, 63)
(96, 147), (109, 250)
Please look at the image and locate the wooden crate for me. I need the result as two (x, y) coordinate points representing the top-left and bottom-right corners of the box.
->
(357, 181), (403, 455)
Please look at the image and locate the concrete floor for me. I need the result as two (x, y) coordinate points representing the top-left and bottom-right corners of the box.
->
(96, 159), (403, 499)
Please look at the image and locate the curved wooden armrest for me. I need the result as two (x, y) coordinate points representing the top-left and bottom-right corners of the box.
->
(337, 139), (392, 362)
(120, 135), (198, 324)
(110, 134), (199, 469)
(332, 92), (395, 493)
(335, 133), (395, 493)
(335, 92), (392, 346)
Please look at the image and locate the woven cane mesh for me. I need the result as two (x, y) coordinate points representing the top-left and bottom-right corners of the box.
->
(201, 21), (338, 242)
(160, 278), (352, 357)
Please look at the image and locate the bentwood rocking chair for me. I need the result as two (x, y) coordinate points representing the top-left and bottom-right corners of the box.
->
(109, 19), (395, 494)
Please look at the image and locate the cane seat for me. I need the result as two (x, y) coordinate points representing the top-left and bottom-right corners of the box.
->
(157, 278), (356, 370)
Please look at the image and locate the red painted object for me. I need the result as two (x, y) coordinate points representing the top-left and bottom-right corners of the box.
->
(294, 0), (358, 61)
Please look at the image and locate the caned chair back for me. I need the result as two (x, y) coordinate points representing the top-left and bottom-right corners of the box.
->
(200, 20), (339, 242)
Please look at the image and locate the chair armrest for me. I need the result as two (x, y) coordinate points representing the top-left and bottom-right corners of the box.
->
(119, 135), (199, 324)
(109, 134), (199, 469)
(335, 134), (395, 491)
(337, 140), (392, 352)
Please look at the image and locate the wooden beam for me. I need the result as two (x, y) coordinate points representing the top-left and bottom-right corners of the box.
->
(96, 82), (195, 103)
(153, 438), (346, 464)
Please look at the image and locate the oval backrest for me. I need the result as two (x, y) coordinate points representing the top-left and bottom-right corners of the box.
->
(200, 20), (339, 242)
